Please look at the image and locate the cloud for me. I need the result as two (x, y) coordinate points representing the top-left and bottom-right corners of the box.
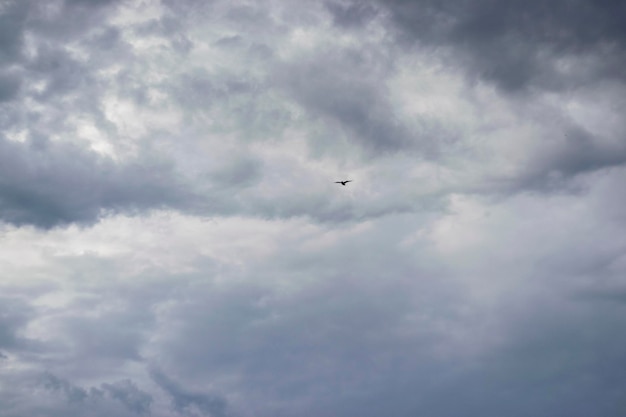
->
(66, 0), (120, 6)
(41, 372), (89, 404)
(275, 52), (418, 155)
(0, 135), (199, 227)
(365, 0), (626, 91)
(0, 295), (33, 351)
(324, 1), (378, 28)
(518, 127), (626, 190)
(37, 372), (154, 416)
(151, 367), (229, 417)
(0, 71), (20, 102)
(1, 0), (626, 416)
(0, 1), (27, 66)
(1, 199), (626, 415)
(101, 379), (154, 415)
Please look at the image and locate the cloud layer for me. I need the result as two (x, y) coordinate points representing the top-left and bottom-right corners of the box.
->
(1, 0), (625, 416)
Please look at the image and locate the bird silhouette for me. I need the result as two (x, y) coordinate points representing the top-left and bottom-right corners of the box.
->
(335, 180), (352, 186)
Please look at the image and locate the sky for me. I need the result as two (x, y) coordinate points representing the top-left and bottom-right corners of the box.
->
(1, 0), (626, 416)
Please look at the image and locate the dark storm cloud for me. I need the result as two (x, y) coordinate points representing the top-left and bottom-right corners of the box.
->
(359, 0), (626, 91)
(151, 367), (229, 417)
(0, 135), (198, 228)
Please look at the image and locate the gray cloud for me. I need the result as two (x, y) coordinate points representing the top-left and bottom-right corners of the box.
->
(26, 45), (91, 100)
(37, 372), (154, 416)
(151, 367), (229, 417)
(26, 0), (120, 40)
(0, 296), (33, 351)
(101, 379), (154, 415)
(41, 372), (89, 404)
(54, 297), (152, 363)
(420, 298), (626, 417)
(0, 135), (199, 228)
(274, 50), (422, 156)
(1, 195), (626, 416)
(66, 0), (120, 6)
(361, 0), (626, 92)
(324, 1), (378, 28)
(1, 0), (626, 416)
(209, 156), (262, 189)
(0, 71), (20, 102)
(0, 1), (27, 66)
(0, 0), (195, 228)
(520, 128), (626, 191)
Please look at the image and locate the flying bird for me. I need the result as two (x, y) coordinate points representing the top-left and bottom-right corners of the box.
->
(335, 180), (352, 186)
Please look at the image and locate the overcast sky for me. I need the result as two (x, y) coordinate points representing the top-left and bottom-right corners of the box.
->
(1, 0), (626, 416)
